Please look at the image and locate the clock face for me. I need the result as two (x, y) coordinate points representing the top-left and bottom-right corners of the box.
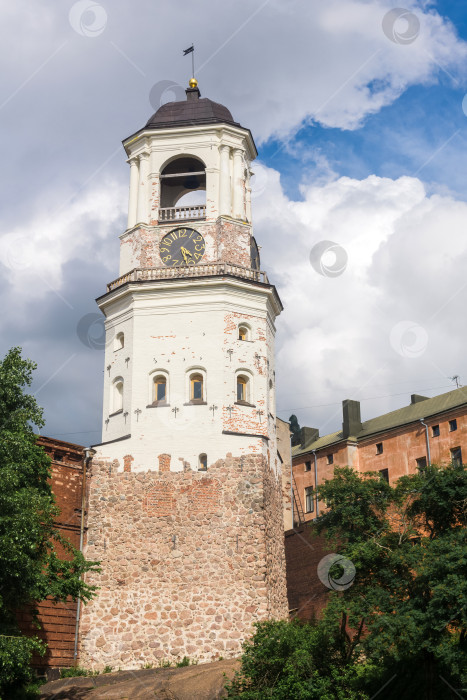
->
(159, 227), (206, 267)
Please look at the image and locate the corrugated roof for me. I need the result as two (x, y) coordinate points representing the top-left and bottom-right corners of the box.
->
(293, 386), (467, 457)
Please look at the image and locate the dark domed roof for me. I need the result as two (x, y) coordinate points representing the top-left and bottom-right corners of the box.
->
(145, 86), (240, 130)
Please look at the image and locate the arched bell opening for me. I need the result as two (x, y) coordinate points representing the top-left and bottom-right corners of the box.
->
(159, 156), (206, 222)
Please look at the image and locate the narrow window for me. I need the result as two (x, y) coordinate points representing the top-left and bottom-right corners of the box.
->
(379, 468), (389, 483)
(115, 332), (124, 351)
(432, 425), (440, 437)
(376, 443), (383, 455)
(238, 326), (248, 341)
(305, 460), (312, 472)
(153, 376), (167, 404)
(451, 447), (462, 467)
(416, 456), (427, 470)
(190, 373), (204, 402)
(326, 453), (334, 465)
(449, 419), (457, 432)
(237, 375), (249, 402)
(305, 486), (314, 513)
(199, 454), (207, 471)
(113, 379), (123, 412)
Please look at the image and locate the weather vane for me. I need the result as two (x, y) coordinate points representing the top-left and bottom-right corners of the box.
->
(183, 44), (196, 85)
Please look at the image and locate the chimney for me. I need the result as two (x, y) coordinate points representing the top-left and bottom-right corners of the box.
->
(299, 427), (319, 448)
(342, 399), (362, 438)
(411, 394), (429, 404)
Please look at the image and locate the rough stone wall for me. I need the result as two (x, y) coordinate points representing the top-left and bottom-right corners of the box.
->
(79, 453), (288, 669)
(262, 453), (289, 617)
(276, 418), (293, 530)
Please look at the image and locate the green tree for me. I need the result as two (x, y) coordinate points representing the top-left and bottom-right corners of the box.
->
(0, 348), (100, 697)
(289, 415), (301, 443)
(316, 465), (467, 699)
(227, 465), (467, 699)
(225, 619), (370, 700)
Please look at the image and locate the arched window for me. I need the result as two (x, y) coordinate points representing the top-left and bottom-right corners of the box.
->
(114, 332), (124, 351)
(269, 379), (275, 415)
(237, 375), (249, 403)
(198, 453), (207, 471)
(238, 325), (248, 341)
(153, 375), (167, 404)
(112, 378), (124, 413)
(160, 156), (206, 210)
(190, 373), (204, 402)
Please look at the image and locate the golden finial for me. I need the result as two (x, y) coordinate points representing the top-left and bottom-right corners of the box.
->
(189, 77), (198, 88)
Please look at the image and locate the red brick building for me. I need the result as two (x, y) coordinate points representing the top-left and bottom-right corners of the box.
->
(18, 437), (86, 671)
(291, 387), (467, 525)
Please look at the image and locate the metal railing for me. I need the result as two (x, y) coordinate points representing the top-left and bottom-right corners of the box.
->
(158, 205), (206, 222)
(107, 262), (269, 292)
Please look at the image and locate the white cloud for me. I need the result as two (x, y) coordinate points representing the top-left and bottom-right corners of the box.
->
(0, 1), (465, 146)
(0, 179), (127, 297)
(224, 0), (467, 140)
(252, 163), (467, 431)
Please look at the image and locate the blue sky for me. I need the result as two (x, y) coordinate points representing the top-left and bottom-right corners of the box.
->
(1, 0), (467, 444)
(262, 2), (467, 203)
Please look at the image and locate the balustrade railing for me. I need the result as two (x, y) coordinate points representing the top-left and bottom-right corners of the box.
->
(107, 262), (269, 292)
(158, 205), (206, 222)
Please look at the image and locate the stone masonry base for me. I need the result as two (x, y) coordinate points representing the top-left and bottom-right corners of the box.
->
(78, 453), (288, 669)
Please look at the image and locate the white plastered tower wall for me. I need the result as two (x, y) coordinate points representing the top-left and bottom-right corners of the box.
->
(97, 276), (281, 474)
(79, 83), (288, 669)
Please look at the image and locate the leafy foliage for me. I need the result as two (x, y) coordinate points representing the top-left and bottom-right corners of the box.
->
(228, 465), (467, 699)
(316, 465), (467, 698)
(289, 415), (301, 441)
(225, 619), (370, 699)
(0, 348), (100, 696)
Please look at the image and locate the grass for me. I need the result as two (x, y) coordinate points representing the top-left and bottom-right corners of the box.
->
(59, 666), (100, 678)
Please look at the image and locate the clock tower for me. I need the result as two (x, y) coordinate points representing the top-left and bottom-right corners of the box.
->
(79, 80), (288, 669)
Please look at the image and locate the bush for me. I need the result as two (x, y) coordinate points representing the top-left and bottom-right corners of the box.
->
(0, 635), (45, 698)
(225, 620), (369, 700)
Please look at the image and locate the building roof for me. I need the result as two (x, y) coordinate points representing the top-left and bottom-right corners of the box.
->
(293, 386), (467, 457)
(145, 87), (240, 131)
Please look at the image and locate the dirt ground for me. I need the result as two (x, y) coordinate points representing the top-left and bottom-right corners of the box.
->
(39, 658), (240, 700)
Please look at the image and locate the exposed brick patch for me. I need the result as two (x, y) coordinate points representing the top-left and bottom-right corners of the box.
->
(158, 453), (171, 472)
(123, 455), (134, 473)
(143, 483), (176, 516)
(187, 478), (221, 515)
(119, 217), (251, 273)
